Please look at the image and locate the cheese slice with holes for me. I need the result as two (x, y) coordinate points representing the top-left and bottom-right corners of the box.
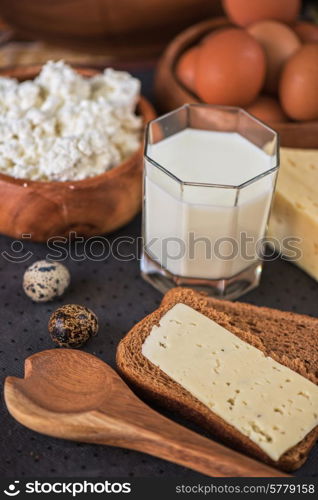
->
(268, 147), (318, 281)
(142, 303), (318, 461)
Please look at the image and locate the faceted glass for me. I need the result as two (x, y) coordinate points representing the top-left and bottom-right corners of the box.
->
(141, 104), (279, 300)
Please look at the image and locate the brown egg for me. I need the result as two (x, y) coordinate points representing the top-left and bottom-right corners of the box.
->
(195, 28), (266, 106)
(293, 21), (318, 43)
(280, 44), (318, 121)
(222, 0), (301, 27)
(246, 95), (288, 123)
(175, 46), (200, 92)
(201, 27), (227, 45)
(248, 21), (301, 94)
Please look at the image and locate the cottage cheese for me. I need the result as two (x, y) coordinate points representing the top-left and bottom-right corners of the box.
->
(0, 61), (142, 181)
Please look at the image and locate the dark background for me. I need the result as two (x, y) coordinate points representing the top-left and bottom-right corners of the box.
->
(0, 69), (317, 479)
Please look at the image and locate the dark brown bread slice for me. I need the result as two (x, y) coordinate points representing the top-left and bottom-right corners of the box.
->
(116, 287), (318, 471)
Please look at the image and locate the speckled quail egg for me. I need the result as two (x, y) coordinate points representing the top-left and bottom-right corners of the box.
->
(23, 260), (70, 302)
(48, 304), (99, 348)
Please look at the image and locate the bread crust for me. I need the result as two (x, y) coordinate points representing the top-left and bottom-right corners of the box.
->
(116, 287), (318, 471)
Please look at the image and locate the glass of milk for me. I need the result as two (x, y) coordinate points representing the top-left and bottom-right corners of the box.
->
(141, 104), (279, 300)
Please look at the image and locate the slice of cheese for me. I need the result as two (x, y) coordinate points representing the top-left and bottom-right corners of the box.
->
(268, 147), (318, 280)
(142, 303), (318, 461)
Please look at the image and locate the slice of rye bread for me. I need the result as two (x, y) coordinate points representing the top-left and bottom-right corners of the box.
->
(116, 287), (318, 472)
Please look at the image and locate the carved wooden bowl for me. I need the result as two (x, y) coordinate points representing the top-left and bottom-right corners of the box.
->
(0, 0), (222, 58)
(155, 17), (318, 149)
(0, 65), (156, 242)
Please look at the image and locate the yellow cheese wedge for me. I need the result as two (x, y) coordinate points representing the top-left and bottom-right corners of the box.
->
(268, 147), (318, 280)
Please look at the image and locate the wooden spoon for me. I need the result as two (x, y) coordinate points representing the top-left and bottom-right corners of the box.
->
(4, 349), (289, 478)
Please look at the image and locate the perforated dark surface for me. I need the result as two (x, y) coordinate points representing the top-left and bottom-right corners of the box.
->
(0, 69), (317, 478)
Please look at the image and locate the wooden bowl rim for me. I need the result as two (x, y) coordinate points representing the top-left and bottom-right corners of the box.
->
(162, 16), (318, 130)
(0, 64), (155, 188)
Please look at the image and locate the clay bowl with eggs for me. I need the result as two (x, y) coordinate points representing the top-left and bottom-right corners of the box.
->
(155, 17), (318, 148)
(0, 65), (156, 242)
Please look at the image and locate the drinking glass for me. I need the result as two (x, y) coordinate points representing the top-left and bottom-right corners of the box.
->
(141, 104), (279, 300)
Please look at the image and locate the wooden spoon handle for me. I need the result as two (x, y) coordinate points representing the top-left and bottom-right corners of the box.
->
(95, 405), (289, 478)
(130, 427), (289, 478)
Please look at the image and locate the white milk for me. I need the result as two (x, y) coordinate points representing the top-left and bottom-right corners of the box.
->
(144, 129), (276, 280)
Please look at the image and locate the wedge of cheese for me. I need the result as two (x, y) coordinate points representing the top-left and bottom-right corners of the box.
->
(268, 147), (318, 280)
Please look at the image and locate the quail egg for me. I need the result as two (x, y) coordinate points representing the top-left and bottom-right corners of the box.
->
(23, 260), (70, 302)
(48, 304), (99, 348)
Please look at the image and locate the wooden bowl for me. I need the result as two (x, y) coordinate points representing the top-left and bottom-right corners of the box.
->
(155, 17), (318, 148)
(0, 65), (156, 242)
(0, 0), (222, 59)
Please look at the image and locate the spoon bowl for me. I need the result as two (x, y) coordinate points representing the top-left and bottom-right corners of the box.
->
(16, 350), (112, 413)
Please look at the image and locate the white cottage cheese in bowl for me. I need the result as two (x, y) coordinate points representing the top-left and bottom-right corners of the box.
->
(0, 61), (142, 182)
